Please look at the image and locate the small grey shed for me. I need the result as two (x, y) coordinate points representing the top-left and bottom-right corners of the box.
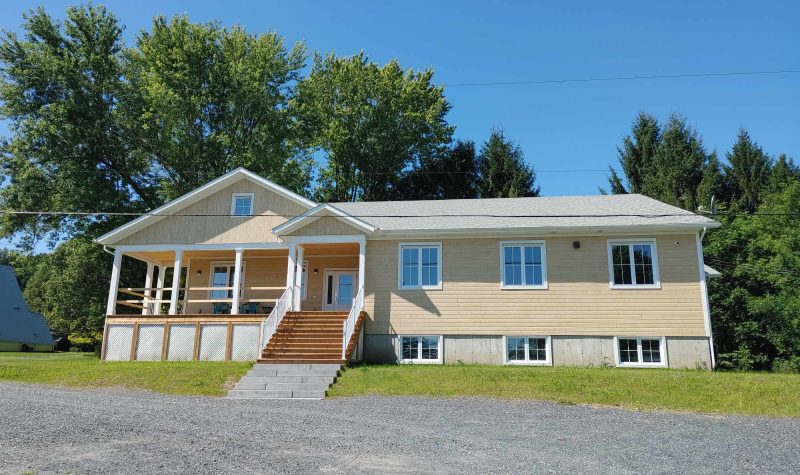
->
(0, 265), (54, 351)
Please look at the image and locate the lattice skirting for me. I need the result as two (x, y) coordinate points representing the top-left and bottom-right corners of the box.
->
(102, 320), (261, 362)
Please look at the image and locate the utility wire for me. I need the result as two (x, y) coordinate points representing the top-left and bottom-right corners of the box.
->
(445, 68), (800, 87)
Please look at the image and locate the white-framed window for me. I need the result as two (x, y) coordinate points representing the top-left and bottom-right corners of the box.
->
(398, 242), (442, 290)
(230, 192), (254, 217)
(500, 241), (547, 289)
(301, 259), (308, 301)
(398, 335), (442, 364)
(503, 336), (552, 365)
(607, 239), (660, 288)
(209, 262), (245, 299)
(614, 336), (667, 367)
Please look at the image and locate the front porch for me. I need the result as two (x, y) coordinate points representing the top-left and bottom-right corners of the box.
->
(101, 238), (366, 362)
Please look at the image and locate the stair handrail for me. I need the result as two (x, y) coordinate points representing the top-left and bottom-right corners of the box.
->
(342, 285), (365, 360)
(259, 286), (293, 351)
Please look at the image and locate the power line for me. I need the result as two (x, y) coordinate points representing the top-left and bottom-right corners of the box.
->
(445, 68), (800, 87)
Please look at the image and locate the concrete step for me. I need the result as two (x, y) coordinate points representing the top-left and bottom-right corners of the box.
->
(239, 375), (335, 384)
(234, 381), (331, 391)
(228, 389), (327, 399)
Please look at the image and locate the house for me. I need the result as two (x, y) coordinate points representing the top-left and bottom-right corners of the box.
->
(0, 265), (54, 352)
(95, 168), (720, 371)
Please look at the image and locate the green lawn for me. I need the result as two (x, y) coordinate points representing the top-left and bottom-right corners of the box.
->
(0, 352), (251, 396)
(329, 364), (800, 418)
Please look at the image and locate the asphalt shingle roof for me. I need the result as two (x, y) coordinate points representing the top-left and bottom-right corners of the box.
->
(331, 194), (718, 231)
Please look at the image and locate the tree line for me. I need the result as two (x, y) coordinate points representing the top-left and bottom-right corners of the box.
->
(1, 5), (797, 372)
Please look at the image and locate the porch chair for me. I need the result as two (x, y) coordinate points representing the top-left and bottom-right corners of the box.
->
(212, 303), (231, 314)
(239, 302), (258, 314)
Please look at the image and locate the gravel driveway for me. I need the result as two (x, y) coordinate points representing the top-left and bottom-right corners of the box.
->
(1, 382), (798, 474)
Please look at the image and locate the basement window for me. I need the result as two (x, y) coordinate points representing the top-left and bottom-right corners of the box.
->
(398, 335), (442, 364)
(615, 337), (667, 367)
(503, 336), (552, 365)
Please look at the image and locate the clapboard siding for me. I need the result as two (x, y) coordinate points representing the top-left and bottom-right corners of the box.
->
(363, 235), (706, 336)
(118, 178), (308, 245)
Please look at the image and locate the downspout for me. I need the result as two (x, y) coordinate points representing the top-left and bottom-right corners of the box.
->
(696, 228), (716, 369)
(102, 245), (115, 256)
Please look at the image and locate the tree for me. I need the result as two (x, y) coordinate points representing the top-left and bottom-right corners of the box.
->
(642, 114), (708, 211)
(606, 112), (660, 194)
(722, 129), (772, 213)
(477, 129), (540, 198)
(766, 153), (800, 194)
(124, 15), (311, 199)
(0, 5), (148, 247)
(696, 152), (724, 211)
(401, 140), (479, 200)
(294, 52), (454, 201)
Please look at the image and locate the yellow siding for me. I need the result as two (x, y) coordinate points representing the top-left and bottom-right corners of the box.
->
(185, 257), (287, 314)
(284, 216), (365, 236)
(118, 179), (308, 245)
(363, 235), (706, 337)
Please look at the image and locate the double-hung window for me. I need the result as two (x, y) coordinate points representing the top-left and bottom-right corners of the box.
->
(399, 335), (442, 364)
(607, 240), (659, 288)
(398, 243), (442, 290)
(500, 241), (547, 289)
(615, 337), (666, 367)
(504, 336), (552, 365)
(231, 193), (253, 217)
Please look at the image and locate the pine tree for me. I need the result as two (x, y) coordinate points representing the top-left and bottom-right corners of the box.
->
(643, 114), (708, 211)
(723, 129), (773, 213)
(766, 153), (800, 195)
(606, 112), (660, 194)
(697, 152), (724, 212)
(477, 129), (540, 198)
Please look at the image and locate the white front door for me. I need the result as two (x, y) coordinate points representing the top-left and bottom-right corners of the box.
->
(323, 270), (357, 311)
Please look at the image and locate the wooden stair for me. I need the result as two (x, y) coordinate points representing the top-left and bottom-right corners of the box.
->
(258, 311), (349, 364)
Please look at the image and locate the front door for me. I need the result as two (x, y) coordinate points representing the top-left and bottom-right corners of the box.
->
(323, 270), (357, 311)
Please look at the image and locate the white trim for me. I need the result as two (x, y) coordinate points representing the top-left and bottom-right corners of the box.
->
(207, 260), (246, 297)
(169, 250), (183, 315)
(696, 233), (716, 369)
(230, 192), (254, 217)
(272, 203), (376, 235)
(502, 336), (553, 366)
(108, 242), (288, 253)
(301, 259), (309, 301)
(499, 240), (548, 290)
(106, 249), (123, 315)
(322, 268), (359, 311)
(397, 335), (443, 364)
(607, 239), (661, 289)
(368, 224), (719, 240)
(142, 262), (154, 315)
(613, 336), (668, 368)
(95, 168), (316, 245)
(397, 242), (443, 290)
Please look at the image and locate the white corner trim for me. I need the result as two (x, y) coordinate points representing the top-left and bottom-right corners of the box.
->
(272, 203), (376, 235)
(95, 168), (316, 245)
(502, 336), (553, 366)
(613, 336), (668, 368)
(397, 335), (443, 364)
(606, 238), (661, 289)
(695, 233), (716, 369)
(397, 242), (443, 290)
(499, 240), (549, 290)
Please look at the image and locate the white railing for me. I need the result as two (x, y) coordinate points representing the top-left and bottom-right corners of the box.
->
(258, 286), (294, 351)
(341, 286), (365, 360)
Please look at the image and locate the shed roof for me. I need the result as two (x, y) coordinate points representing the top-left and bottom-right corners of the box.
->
(0, 265), (54, 346)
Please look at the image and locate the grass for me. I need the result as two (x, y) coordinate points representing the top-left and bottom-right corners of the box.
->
(329, 364), (800, 418)
(0, 352), (251, 397)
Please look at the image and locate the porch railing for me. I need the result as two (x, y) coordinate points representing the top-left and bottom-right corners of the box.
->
(341, 285), (365, 360)
(258, 285), (296, 351)
(115, 286), (284, 315)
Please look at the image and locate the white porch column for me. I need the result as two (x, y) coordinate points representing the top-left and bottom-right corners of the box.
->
(231, 248), (244, 315)
(358, 240), (366, 292)
(105, 249), (123, 316)
(154, 266), (164, 315)
(293, 245), (304, 310)
(285, 242), (297, 310)
(142, 262), (154, 315)
(169, 250), (183, 315)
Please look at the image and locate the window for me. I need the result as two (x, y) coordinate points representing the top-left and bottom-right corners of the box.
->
(301, 260), (308, 301)
(607, 240), (660, 288)
(231, 193), (253, 217)
(615, 337), (666, 367)
(399, 335), (442, 364)
(398, 243), (442, 290)
(209, 262), (245, 299)
(504, 336), (552, 365)
(500, 241), (547, 288)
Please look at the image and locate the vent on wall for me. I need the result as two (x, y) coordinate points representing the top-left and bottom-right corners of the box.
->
(572, 241), (581, 249)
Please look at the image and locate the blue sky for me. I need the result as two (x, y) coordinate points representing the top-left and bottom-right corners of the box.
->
(0, 0), (798, 199)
